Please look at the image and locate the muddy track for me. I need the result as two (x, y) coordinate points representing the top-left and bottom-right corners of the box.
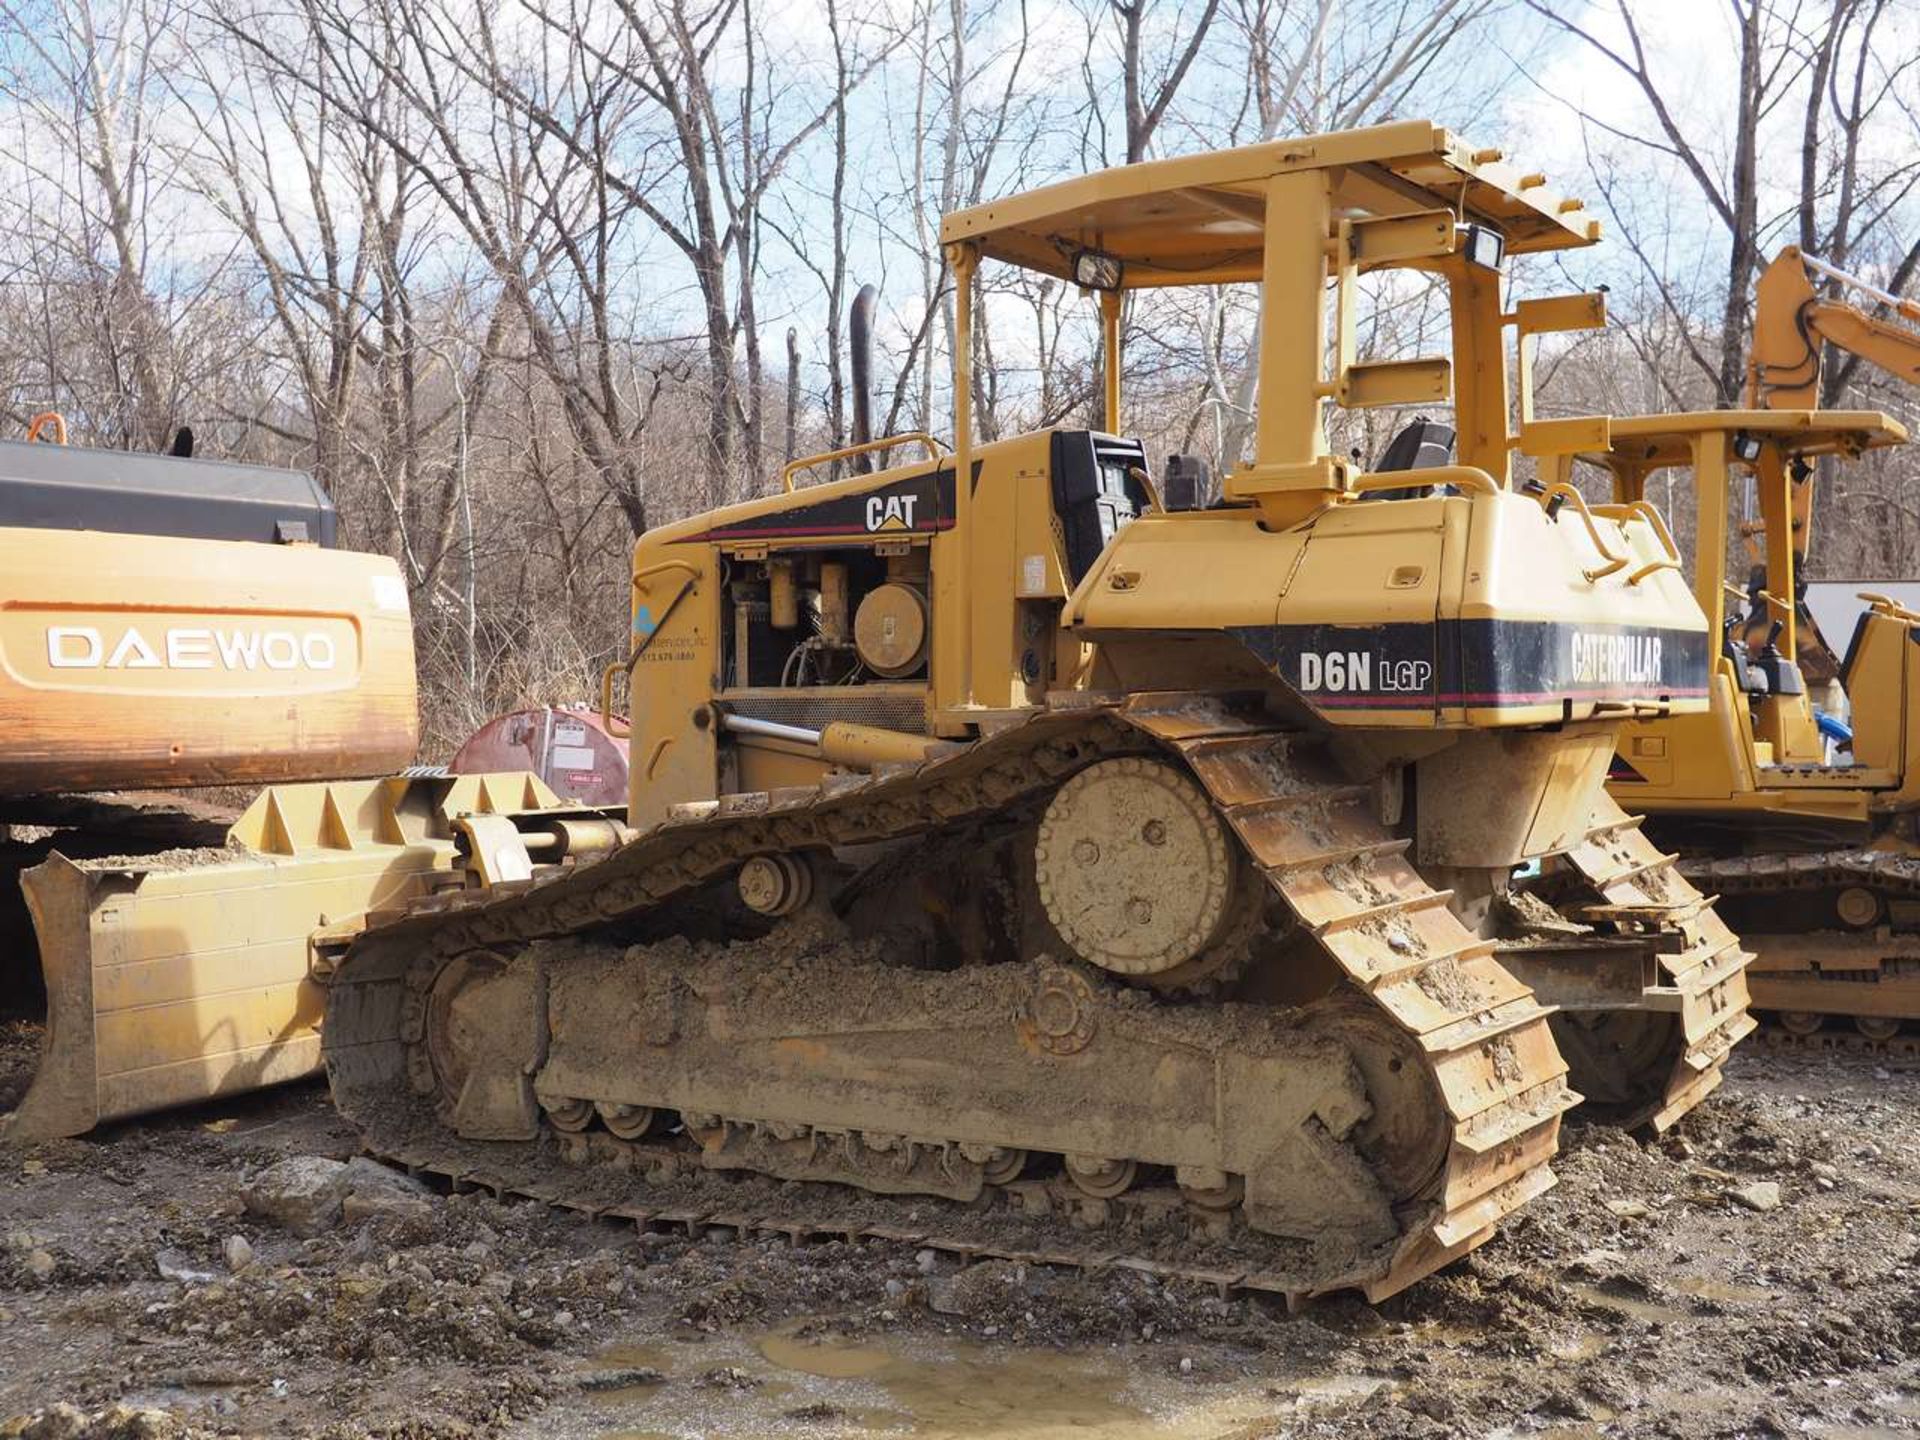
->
(1553, 799), (1757, 1130)
(325, 691), (1576, 1305)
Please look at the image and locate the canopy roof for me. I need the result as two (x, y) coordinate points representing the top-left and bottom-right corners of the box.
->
(939, 120), (1602, 288)
(1573, 410), (1909, 471)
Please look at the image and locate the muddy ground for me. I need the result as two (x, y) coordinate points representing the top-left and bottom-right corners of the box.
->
(2, 1019), (1917, 1439)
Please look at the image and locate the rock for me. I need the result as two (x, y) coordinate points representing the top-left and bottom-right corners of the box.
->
(4, 1229), (38, 1255)
(242, 1157), (350, 1237)
(1567, 1248), (1629, 1276)
(223, 1235), (254, 1272)
(87, 1405), (180, 1439)
(24, 1249), (56, 1282)
(884, 1278), (907, 1299)
(576, 1367), (665, 1392)
(338, 1157), (434, 1225)
(915, 1248), (939, 1274)
(1730, 1181), (1782, 1213)
(1179, 1357), (1194, 1375)
(341, 1189), (432, 1224)
(154, 1249), (217, 1284)
(9, 1403), (175, 1440)
(1604, 1199), (1651, 1220)
(17, 1403), (87, 1440)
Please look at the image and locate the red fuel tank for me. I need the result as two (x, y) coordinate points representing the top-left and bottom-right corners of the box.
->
(448, 705), (628, 805)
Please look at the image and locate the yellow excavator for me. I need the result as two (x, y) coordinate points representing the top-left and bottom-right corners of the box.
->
(1593, 246), (1920, 1044)
(19, 122), (1752, 1303)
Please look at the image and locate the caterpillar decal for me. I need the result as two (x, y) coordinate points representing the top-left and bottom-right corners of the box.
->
(1230, 620), (1710, 713)
(690, 468), (961, 542)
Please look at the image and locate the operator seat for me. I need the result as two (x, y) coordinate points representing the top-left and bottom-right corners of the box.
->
(1365, 417), (1456, 500)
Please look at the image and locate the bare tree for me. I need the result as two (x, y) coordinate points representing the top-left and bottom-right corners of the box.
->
(0, 0), (216, 448)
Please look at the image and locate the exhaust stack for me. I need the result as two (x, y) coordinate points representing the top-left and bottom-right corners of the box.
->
(850, 283), (877, 470)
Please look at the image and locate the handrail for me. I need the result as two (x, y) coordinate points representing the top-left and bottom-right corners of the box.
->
(1349, 464), (1500, 496)
(1596, 498), (1682, 585)
(24, 412), (67, 445)
(1592, 498), (1681, 564)
(599, 662), (632, 739)
(633, 558), (702, 590)
(1536, 482), (1629, 581)
(781, 432), (947, 493)
(1859, 591), (1920, 624)
(1626, 559), (1682, 586)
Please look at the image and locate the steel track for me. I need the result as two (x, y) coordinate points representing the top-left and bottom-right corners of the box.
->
(325, 691), (1578, 1303)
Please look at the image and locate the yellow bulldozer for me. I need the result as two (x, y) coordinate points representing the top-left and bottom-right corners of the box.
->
(1590, 247), (1920, 1046)
(14, 121), (1754, 1303)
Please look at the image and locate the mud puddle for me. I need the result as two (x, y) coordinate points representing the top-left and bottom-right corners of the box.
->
(563, 1324), (1384, 1438)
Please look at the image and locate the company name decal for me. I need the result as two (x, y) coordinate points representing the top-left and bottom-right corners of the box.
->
(865, 493), (920, 531)
(1229, 619), (1710, 712)
(1569, 631), (1663, 686)
(45, 625), (338, 672)
(689, 465), (971, 542)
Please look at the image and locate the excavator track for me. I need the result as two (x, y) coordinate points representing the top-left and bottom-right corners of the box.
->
(1680, 849), (1920, 1052)
(1547, 797), (1756, 1131)
(326, 693), (1576, 1303)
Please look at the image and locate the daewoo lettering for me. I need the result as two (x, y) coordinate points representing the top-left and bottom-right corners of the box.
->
(45, 625), (339, 672)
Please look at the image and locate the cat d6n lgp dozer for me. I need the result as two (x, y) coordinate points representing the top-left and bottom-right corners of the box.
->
(58, 122), (1751, 1301)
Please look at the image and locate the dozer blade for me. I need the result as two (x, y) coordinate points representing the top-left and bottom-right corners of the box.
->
(4, 771), (562, 1140)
